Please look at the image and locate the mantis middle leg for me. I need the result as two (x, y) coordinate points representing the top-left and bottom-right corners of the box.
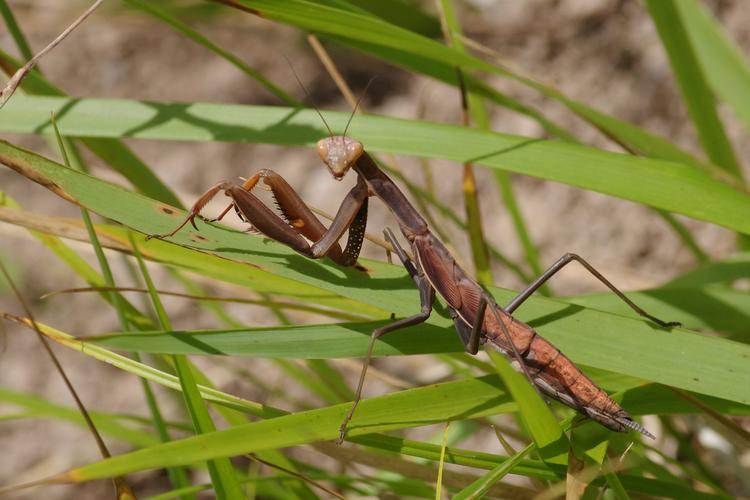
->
(337, 228), (435, 443)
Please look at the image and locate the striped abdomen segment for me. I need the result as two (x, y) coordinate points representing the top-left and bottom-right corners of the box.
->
(483, 313), (653, 438)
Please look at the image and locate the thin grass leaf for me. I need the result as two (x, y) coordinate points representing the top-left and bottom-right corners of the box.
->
(488, 350), (568, 465)
(0, 387), (162, 448)
(333, 34), (579, 142)
(231, 0), (712, 170)
(3, 316), (285, 417)
(53, 117), (195, 497)
(657, 211), (710, 263)
(665, 252), (750, 288)
(0, 0), (33, 60)
(437, 0), (493, 284)
(130, 236), (244, 499)
(351, 434), (559, 480)
(603, 456), (631, 500)
(0, 48), (182, 206)
(125, 0), (298, 106)
(2, 141), (749, 407)
(646, 0), (742, 178)
(3, 98), (749, 234)
(435, 422), (449, 500)
(452, 442), (535, 500)
(336, 0), (441, 37)
(676, 0), (750, 140)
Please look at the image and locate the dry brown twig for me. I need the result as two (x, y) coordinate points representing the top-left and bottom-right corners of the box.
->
(0, 0), (106, 109)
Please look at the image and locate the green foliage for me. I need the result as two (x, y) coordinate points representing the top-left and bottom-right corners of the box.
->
(1, 1), (749, 498)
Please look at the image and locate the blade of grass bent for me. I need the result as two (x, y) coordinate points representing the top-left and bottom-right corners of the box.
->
(52, 116), (195, 496)
(676, 0), (750, 140)
(130, 236), (243, 499)
(232, 0), (709, 169)
(488, 350), (568, 465)
(646, 0), (742, 179)
(125, 0), (298, 106)
(1, 141), (749, 405)
(81, 314), (750, 409)
(44, 378), (517, 483)
(0, 48), (182, 206)
(0, 204), (383, 316)
(452, 442), (535, 500)
(2, 99), (750, 235)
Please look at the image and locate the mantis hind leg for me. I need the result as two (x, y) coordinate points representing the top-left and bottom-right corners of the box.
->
(504, 253), (679, 328)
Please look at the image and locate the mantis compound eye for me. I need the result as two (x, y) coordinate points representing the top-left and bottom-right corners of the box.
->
(316, 136), (364, 180)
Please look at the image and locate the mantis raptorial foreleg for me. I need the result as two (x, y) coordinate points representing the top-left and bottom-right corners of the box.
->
(151, 168), (369, 267)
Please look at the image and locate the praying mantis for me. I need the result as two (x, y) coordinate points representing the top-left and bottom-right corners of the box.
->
(152, 113), (678, 443)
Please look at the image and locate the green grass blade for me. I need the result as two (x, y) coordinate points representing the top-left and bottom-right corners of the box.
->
(452, 442), (535, 500)
(676, 0), (750, 139)
(488, 351), (567, 464)
(330, 34), (579, 142)
(81, 316), (750, 410)
(657, 210), (710, 263)
(568, 286), (750, 339)
(0, 204), (380, 315)
(125, 0), (298, 106)
(0, 195), (157, 331)
(0, 387), (162, 448)
(52, 118), (195, 497)
(45, 378), (515, 483)
(338, 0), (441, 37)
(6, 317), (284, 417)
(438, 0), (493, 284)
(0, 48), (182, 206)
(2, 98), (750, 234)
(354, 434), (558, 480)
(130, 237), (244, 499)
(494, 170), (544, 281)
(665, 252), (750, 288)
(646, 0), (742, 179)
(0, 0), (33, 60)
(233, 0), (709, 168)
(2, 140), (749, 406)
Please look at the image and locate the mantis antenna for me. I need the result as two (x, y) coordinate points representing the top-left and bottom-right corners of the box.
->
(284, 56), (334, 139)
(342, 76), (377, 139)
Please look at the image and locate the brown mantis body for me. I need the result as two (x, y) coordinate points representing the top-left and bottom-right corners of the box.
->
(154, 134), (678, 442)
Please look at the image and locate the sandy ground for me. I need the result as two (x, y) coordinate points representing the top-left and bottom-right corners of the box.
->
(1, 1), (749, 498)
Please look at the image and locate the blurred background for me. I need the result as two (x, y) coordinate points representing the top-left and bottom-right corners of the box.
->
(1, 0), (749, 498)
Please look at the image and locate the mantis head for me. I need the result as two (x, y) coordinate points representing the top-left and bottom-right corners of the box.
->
(316, 136), (363, 180)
